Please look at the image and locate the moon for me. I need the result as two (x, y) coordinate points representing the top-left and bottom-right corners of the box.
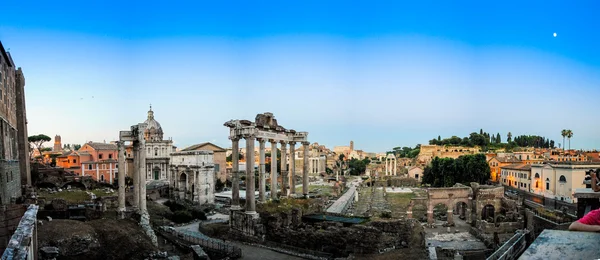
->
(553, 32), (557, 37)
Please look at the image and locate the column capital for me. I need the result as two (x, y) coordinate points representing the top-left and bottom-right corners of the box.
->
(279, 140), (288, 145)
(269, 139), (278, 144)
(243, 134), (256, 140)
(229, 136), (241, 141)
(256, 137), (266, 143)
(302, 141), (310, 146)
(288, 141), (297, 145)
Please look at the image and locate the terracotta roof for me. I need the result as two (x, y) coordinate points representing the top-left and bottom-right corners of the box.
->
(86, 142), (117, 150)
(182, 142), (226, 152)
(494, 156), (521, 163)
(500, 164), (531, 171)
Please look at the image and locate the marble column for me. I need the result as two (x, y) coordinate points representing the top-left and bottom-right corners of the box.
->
(385, 159), (389, 175)
(245, 134), (256, 213)
(117, 141), (126, 213)
(139, 139), (147, 212)
(280, 141), (288, 196)
(258, 138), (266, 202)
(394, 158), (397, 176)
(231, 137), (241, 210)
(289, 142), (296, 195)
(302, 142), (309, 197)
(270, 140), (278, 199)
(132, 144), (139, 209)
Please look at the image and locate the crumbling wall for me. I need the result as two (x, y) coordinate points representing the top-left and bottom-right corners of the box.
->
(0, 204), (27, 255)
(265, 219), (424, 257)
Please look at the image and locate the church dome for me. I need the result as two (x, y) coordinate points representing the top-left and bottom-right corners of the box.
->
(143, 105), (164, 141)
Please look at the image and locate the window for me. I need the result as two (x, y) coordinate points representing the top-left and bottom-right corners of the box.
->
(73, 159), (77, 164)
(415, 174), (419, 180)
(559, 175), (567, 183)
(108, 154), (112, 159)
(214, 164), (220, 172)
(88, 164), (92, 170)
(99, 154), (103, 159)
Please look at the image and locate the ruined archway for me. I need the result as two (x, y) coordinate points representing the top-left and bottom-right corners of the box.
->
(433, 203), (448, 222)
(407, 198), (428, 221)
(179, 172), (188, 191)
(425, 185), (473, 225)
(454, 201), (468, 220)
(482, 204), (495, 221)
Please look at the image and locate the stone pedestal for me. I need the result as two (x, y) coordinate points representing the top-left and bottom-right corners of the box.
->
(229, 209), (263, 237)
(447, 209), (454, 225)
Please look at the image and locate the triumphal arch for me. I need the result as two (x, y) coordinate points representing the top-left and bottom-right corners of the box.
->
(407, 185), (473, 225)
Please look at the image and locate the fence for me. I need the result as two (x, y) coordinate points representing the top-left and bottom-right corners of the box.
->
(504, 186), (577, 215)
(263, 241), (333, 259)
(159, 226), (242, 258)
(486, 230), (529, 260)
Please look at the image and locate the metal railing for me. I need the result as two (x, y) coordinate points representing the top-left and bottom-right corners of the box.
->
(159, 226), (242, 258)
(487, 230), (529, 260)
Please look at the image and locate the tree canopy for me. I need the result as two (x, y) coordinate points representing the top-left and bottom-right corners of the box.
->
(347, 158), (370, 175)
(28, 134), (51, 160)
(428, 129), (555, 151)
(421, 154), (491, 187)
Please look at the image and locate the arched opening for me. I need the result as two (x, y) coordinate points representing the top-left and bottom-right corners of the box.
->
(179, 172), (188, 191)
(559, 175), (567, 183)
(545, 178), (550, 190)
(412, 203), (427, 222)
(433, 203), (448, 222)
(454, 201), (468, 220)
(482, 204), (495, 222)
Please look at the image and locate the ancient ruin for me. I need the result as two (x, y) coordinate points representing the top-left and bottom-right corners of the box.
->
(117, 123), (158, 246)
(385, 153), (397, 176)
(224, 112), (309, 235)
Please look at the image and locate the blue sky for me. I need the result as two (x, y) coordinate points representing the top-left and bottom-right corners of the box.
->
(1, 1), (599, 152)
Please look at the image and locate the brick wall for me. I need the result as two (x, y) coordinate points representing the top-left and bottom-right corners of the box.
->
(0, 160), (21, 205)
(0, 204), (27, 255)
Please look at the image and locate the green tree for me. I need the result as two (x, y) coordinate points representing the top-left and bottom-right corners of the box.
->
(28, 134), (51, 161)
(421, 154), (490, 187)
(496, 133), (501, 144)
(226, 153), (244, 162)
(567, 130), (573, 150)
(507, 132), (512, 143)
(73, 144), (81, 150)
(561, 129), (567, 150)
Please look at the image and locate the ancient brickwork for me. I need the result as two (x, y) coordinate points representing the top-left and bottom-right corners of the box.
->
(0, 204), (27, 255)
(0, 161), (21, 205)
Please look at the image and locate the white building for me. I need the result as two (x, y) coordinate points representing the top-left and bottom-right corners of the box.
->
(142, 106), (175, 181)
(530, 162), (600, 203)
(169, 150), (215, 204)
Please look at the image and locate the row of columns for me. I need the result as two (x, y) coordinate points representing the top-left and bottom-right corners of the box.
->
(116, 139), (148, 214)
(385, 156), (397, 176)
(230, 135), (310, 214)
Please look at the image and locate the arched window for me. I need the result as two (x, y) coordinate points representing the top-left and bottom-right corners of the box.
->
(545, 178), (550, 190)
(559, 175), (567, 183)
(535, 173), (540, 178)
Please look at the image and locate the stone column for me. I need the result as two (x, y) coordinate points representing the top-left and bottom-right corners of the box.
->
(394, 158), (397, 176)
(289, 142), (296, 195)
(245, 134), (256, 213)
(447, 201), (454, 226)
(302, 142), (310, 197)
(427, 204), (434, 224)
(280, 141), (288, 196)
(193, 169), (198, 202)
(139, 139), (147, 212)
(258, 138), (266, 202)
(466, 197), (473, 224)
(270, 140), (278, 199)
(385, 158), (389, 175)
(132, 144), (140, 209)
(230, 136), (241, 210)
(117, 141), (126, 213)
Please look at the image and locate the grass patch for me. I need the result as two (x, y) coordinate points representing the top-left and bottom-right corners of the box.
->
(386, 192), (415, 218)
(39, 189), (116, 204)
(258, 198), (314, 214)
(309, 185), (334, 197)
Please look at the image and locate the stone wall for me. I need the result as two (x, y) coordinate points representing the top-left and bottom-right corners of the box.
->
(265, 219), (424, 257)
(474, 219), (524, 234)
(0, 160), (22, 205)
(0, 204), (27, 255)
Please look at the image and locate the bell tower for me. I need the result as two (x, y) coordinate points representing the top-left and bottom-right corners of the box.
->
(54, 135), (62, 152)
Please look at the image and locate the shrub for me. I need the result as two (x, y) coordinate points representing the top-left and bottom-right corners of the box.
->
(172, 210), (194, 223)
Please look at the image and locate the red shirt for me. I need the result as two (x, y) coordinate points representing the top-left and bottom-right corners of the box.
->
(578, 208), (600, 225)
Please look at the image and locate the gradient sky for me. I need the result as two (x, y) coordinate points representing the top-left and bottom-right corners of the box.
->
(1, 1), (599, 152)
